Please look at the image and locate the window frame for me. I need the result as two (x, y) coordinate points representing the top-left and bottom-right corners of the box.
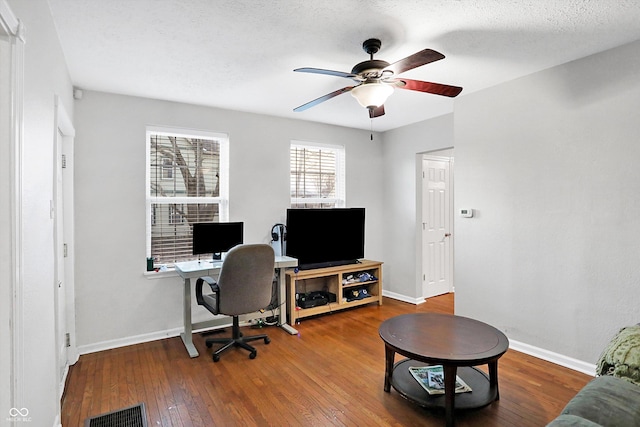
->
(145, 126), (229, 265)
(290, 140), (346, 208)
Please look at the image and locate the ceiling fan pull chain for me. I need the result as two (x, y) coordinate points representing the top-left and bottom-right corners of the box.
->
(370, 118), (373, 141)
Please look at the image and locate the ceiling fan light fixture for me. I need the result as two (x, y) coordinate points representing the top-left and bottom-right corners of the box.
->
(351, 83), (393, 108)
(293, 40), (461, 118)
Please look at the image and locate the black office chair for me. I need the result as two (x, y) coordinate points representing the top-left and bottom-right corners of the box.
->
(195, 244), (275, 362)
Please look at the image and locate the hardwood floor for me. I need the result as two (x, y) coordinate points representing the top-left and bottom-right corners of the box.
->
(61, 294), (591, 426)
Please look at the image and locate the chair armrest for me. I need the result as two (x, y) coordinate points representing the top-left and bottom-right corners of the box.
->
(195, 276), (220, 313)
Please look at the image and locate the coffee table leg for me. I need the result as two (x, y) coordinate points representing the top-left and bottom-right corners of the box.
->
(443, 365), (457, 427)
(383, 346), (395, 392)
(489, 360), (500, 400)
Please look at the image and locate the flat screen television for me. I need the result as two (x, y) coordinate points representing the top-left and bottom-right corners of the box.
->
(192, 221), (243, 260)
(285, 208), (365, 270)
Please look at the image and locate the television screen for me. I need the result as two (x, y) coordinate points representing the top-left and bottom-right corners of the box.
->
(285, 208), (365, 269)
(192, 222), (244, 258)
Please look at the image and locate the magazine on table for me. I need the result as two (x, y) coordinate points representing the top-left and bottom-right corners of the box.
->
(408, 365), (472, 395)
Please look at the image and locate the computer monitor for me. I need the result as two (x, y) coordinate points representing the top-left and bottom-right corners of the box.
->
(192, 222), (244, 260)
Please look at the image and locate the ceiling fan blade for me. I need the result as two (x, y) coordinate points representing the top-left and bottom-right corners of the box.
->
(294, 67), (356, 79)
(293, 86), (356, 112)
(369, 105), (385, 118)
(383, 49), (445, 75)
(394, 78), (463, 97)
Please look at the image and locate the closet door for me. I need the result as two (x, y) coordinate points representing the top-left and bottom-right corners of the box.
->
(422, 156), (453, 298)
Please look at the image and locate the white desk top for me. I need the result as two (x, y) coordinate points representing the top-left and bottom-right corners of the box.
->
(174, 255), (298, 279)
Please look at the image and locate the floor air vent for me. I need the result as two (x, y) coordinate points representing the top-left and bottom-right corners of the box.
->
(84, 403), (147, 427)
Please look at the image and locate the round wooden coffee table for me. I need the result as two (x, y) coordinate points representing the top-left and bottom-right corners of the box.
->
(379, 313), (509, 427)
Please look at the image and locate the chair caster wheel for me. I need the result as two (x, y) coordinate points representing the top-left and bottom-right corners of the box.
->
(213, 354), (220, 362)
(249, 351), (257, 359)
(264, 337), (271, 344)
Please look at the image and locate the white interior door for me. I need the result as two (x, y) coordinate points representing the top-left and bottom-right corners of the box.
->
(54, 128), (67, 385)
(422, 156), (453, 298)
(53, 97), (77, 398)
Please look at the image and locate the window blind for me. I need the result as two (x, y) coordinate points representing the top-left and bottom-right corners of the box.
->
(147, 131), (228, 265)
(290, 142), (345, 208)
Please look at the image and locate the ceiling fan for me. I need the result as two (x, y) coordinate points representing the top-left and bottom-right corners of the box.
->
(293, 38), (463, 118)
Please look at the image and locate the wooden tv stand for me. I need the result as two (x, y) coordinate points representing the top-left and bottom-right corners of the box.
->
(285, 260), (383, 324)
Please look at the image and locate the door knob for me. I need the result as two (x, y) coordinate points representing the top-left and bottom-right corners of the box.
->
(444, 233), (451, 237)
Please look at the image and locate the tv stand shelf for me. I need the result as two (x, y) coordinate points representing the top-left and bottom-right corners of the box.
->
(285, 260), (383, 323)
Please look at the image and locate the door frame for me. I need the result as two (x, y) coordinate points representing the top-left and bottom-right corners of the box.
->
(419, 151), (454, 298)
(0, 0), (25, 415)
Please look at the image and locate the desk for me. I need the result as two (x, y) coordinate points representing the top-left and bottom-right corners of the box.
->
(175, 255), (298, 358)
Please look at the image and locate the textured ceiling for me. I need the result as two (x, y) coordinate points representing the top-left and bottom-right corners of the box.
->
(47, 0), (640, 131)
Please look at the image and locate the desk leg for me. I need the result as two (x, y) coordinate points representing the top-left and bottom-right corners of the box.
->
(383, 346), (394, 392)
(179, 277), (199, 358)
(443, 365), (457, 427)
(276, 267), (298, 335)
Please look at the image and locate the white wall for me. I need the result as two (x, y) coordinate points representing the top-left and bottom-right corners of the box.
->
(73, 91), (384, 349)
(454, 39), (640, 364)
(381, 115), (454, 301)
(6, 0), (74, 425)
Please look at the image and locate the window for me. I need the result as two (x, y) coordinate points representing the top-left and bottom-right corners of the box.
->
(290, 141), (345, 208)
(146, 127), (229, 265)
(161, 157), (173, 180)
